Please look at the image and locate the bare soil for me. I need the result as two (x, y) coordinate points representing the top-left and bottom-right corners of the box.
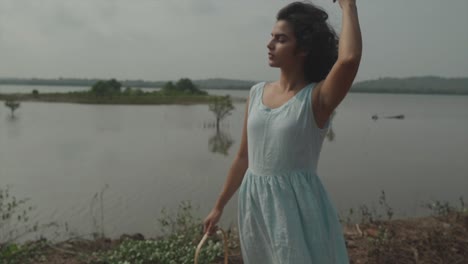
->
(4, 212), (467, 264)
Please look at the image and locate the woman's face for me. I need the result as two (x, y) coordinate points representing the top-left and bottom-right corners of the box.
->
(267, 20), (304, 68)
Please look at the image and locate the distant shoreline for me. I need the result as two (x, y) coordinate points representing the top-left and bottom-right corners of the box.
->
(0, 92), (247, 105)
(1, 76), (467, 95)
(1, 86), (466, 96)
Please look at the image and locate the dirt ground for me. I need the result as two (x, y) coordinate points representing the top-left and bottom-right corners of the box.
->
(4, 212), (467, 264)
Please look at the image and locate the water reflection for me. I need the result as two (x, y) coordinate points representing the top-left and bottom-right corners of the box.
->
(208, 129), (234, 156)
(4, 114), (21, 139)
(6, 114), (19, 123)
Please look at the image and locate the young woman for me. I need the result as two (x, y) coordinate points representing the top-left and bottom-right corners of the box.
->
(204, 1), (361, 263)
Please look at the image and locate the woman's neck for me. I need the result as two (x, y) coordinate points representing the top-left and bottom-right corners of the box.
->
(279, 65), (307, 92)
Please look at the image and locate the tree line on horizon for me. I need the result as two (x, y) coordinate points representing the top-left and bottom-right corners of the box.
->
(350, 76), (468, 94)
(0, 77), (256, 90)
(89, 78), (208, 97)
(0, 76), (467, 94)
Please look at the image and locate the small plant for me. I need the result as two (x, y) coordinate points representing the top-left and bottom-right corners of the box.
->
(208, 95), (235, 132)
(357, 190), (394, 224)
(423, 196), (468, 221)
(0, 186), (38, 244)
(366, 225), (400, 264)
(339, 208), (355, 226)
(157, 200), (200, 237)
(378, 190), (394, 221)
(368, 225), (389, 247)
(0, 186), (46, 263)
(94, 200), (224, 264)
(424, 200), (455, 217)
(359, 204), (377, 224)
(458, 196), (467, 214)
(346, 208), (355, 226)
(90, 184), (109, 239)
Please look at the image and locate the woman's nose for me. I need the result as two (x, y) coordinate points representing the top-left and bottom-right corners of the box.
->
(267, 39), (274, 50)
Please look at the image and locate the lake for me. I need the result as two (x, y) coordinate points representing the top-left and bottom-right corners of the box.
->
(1, 84), (467, 241)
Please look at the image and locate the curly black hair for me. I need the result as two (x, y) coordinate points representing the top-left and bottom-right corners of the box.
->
(277, 1), (339, 82)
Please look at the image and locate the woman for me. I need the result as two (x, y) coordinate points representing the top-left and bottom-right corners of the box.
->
(204, 0), (361, 263)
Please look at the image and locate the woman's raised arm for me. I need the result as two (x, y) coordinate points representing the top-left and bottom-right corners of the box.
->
(314, 0), (362, 125)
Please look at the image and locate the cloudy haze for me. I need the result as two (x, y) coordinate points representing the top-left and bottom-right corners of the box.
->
(0, 0), (467, 82)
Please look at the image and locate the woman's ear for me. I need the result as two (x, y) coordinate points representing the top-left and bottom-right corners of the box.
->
(294, 46), (309, 58)
(298, 47), (309, 58)
(300, 50), (308, 57)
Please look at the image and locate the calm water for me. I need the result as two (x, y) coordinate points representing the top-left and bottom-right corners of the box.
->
(1, 84), (467, 241)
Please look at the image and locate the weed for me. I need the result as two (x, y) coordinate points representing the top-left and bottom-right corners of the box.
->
(93, 200), (225, 264)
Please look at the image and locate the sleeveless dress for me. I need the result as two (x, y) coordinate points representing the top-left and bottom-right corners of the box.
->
(237, 82), (349, 264)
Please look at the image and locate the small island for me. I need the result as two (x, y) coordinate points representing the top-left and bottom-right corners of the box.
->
(0, 78), (246, 105)
(0, 77), (467, 103)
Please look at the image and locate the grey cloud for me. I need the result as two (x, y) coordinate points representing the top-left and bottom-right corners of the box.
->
(190, 0), (216, 15)
(165, 0), (217, 16)
(0, 0), (466, 81)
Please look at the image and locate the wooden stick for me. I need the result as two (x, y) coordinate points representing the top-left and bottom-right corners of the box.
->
(194, 228), (228, 264)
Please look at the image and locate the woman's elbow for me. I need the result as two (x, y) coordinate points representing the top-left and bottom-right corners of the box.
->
(338, 55), (361, 66)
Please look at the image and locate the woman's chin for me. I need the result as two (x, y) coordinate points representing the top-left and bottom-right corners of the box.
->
(268, 60), (279, 67)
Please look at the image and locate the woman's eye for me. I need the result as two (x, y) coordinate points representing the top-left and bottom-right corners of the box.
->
(270, 35), (286, 43)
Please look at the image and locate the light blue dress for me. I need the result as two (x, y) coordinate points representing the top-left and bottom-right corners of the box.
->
(238, 82), (349, 263)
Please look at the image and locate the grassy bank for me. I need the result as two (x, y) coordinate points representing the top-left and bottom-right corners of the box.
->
(0, 78), (248, 106)
(1, 194), (467, 264)
(2, 211), (466, 264)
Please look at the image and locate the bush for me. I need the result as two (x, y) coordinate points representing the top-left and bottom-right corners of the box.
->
(94, 201), (224, 264)
(0, 186), (41, 263)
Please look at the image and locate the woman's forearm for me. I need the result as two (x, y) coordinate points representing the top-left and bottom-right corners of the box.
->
(214, 156), (249, 211)
(338, 3), (362, 62)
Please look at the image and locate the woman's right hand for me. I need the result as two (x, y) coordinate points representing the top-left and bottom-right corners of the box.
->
(333, 0), (356, 9)
(203, 207), (223, 236)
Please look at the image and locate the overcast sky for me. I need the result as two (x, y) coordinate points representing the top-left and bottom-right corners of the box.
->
(0, 0), (467, 82)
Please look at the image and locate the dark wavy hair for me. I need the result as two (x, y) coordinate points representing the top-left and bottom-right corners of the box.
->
(277, 1), (339, 82)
